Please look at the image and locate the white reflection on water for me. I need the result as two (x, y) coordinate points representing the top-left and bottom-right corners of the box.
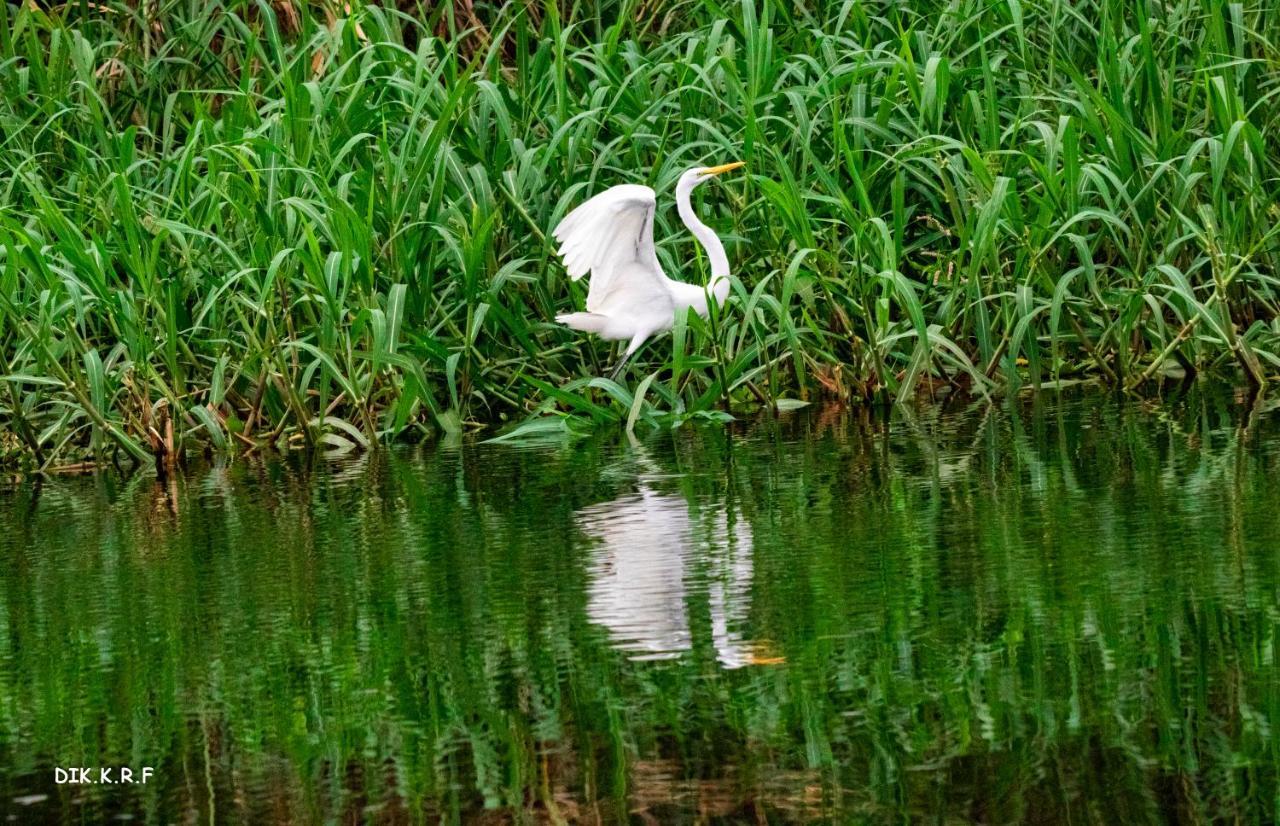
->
(577, 462), (772, 668)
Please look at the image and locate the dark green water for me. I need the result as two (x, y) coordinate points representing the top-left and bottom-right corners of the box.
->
(2, 393), (1278, 824)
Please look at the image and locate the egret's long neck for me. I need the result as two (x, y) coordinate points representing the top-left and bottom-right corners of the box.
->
(676, 182), (732, 305)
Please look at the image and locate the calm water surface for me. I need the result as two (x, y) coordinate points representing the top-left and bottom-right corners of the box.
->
(2, 393), (1278, 824)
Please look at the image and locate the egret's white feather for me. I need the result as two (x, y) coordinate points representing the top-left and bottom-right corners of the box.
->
(552, 184), (664, 314)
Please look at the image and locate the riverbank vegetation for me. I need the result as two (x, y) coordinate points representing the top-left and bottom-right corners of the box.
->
(3, 0), (1280, 469)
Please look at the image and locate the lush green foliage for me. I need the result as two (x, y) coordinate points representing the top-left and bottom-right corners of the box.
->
(3, 0), (1280, 468)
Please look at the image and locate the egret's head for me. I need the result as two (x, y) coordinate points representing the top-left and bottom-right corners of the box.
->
(679, 161), (746, 192)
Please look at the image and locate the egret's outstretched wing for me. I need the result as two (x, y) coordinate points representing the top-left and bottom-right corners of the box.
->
(552, 184), (664, 312)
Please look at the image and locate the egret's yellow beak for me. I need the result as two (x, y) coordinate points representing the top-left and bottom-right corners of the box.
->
(703, 161), (746, 176)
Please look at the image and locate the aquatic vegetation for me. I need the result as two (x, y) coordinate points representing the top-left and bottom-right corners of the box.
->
(3, 0), (1280, 468)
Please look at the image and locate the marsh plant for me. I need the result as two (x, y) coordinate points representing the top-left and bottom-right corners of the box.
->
(3, 0), (1280, 469)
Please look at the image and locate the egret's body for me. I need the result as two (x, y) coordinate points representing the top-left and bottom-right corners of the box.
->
(552, 163), (744, 376)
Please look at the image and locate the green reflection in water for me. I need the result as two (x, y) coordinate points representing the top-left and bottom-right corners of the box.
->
(1, 394), (1278, 824)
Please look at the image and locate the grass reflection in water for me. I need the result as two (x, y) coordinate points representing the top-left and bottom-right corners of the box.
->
(1, 392), (1278, 823)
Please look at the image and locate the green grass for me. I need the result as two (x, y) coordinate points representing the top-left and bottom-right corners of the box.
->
(3, 0), (1280, 469)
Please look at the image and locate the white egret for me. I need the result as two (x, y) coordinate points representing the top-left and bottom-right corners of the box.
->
(551, 162), (745, 378)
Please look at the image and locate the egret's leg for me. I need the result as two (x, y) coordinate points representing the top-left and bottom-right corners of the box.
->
(607, 350), (633, 381)
(608, 334), (647, 381)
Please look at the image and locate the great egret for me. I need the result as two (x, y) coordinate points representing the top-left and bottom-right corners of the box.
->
(551, 162), (745, 378)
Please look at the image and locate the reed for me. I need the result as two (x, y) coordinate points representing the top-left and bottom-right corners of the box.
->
(3, 0), (1279, 468)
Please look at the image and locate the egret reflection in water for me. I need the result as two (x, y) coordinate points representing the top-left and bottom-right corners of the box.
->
(576, 453), (773, 668)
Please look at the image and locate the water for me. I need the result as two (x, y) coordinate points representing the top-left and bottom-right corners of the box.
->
(2, 392), (1278, 823)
